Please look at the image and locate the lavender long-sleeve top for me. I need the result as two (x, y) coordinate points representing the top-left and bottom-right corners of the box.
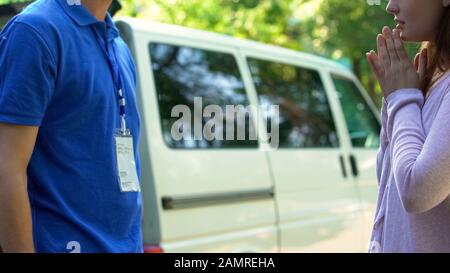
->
(369, 73), (450, 253)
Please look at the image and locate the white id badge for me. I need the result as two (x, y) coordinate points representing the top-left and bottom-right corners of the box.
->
(114, 133), (141, 192)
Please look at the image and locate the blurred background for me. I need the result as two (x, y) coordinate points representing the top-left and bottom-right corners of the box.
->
(1, 0), (422, 108)
(0, 0), (421, 253)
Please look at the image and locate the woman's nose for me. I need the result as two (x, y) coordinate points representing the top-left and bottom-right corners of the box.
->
(386, 0), (399, 15)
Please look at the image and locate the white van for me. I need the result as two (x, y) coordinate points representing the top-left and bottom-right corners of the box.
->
(115, 17), (381, 253)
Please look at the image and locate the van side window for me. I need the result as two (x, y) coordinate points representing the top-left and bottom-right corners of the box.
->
(149, 43), (257, 149)
(247, 58), (339, 148)
(331, 75), (380, 149)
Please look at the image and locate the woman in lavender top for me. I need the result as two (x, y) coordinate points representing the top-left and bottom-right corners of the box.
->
(365, 0), (450, 252)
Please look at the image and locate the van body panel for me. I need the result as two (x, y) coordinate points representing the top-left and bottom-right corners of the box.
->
(326, 73), (381, 250)
(128, 26), (278, 252)
(116, 18), (379, 253)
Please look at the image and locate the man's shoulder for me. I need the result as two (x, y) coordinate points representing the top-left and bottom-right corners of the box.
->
(12, 0), (69, 37)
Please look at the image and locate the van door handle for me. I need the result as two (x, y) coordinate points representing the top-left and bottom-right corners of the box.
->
(339, 155), (347, 178)
(349, 154), (359, 177)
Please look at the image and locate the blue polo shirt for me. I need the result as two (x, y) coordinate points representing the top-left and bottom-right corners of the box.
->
(0, 0), (142, 253)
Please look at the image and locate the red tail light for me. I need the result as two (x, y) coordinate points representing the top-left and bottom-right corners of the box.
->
(143, 244), (164, 253)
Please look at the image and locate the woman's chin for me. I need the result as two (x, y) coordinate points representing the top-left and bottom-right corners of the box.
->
(399, 31), (408, 41)
(399, 29), (428, 43)
(399, 30), (414, 42)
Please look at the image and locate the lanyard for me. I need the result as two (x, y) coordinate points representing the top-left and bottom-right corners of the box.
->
(91, 24), (129, 136)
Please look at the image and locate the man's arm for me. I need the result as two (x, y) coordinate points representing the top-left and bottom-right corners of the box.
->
(0, 123), (39, 253)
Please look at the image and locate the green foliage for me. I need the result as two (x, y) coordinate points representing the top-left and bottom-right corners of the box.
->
(0, 0), (30, 4)
(117, 0), (424, 107)
(119, 0), (307, 51)
(117, 0), (148, 17)
(315, 0), (420, 105)
(1, 0), (423, 107)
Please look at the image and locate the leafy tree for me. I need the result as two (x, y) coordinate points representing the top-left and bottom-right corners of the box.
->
(117, 0), (420, 106)
(2, 0), (423, 107)
(0, 0), (30, 4)
(315, 0), (420, 105)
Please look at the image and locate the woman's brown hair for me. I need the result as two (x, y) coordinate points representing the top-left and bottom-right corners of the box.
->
(420, 6), (450, 95)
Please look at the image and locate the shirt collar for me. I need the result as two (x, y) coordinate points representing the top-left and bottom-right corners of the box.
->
(104, 12), (120, 41)
(56, 0), (119, 40)
(57, 0), (98, 26)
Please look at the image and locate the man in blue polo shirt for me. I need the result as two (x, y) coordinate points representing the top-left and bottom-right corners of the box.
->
(0, 0), (142, 253)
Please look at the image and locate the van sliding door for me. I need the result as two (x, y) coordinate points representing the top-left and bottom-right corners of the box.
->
(137, 39), (278, 252)
(243, 54), (364, 252)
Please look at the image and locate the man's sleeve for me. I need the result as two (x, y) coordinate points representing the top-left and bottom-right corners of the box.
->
(0, 22), (57, 126)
